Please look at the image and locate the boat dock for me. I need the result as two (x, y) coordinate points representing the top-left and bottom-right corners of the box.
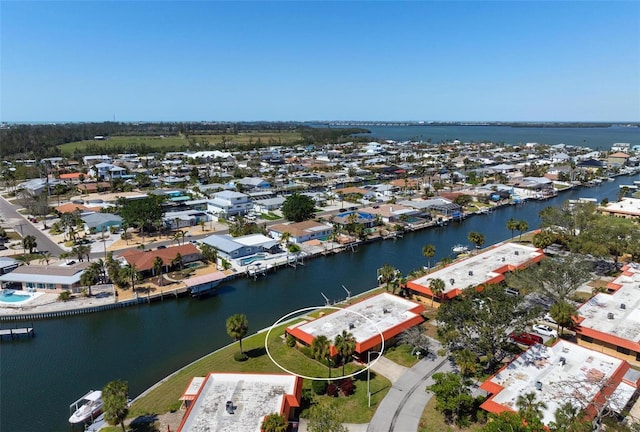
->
(0, 326), (35, 340)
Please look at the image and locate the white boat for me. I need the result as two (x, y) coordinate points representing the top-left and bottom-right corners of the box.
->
(69, 390), (103, 424)
(452, 245), (470, 254)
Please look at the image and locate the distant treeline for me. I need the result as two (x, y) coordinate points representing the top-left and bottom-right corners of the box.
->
(0, 122), (367, 159)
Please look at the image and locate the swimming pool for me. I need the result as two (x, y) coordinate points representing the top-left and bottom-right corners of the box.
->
(0, 290), (35, 304)
(240, 253), (268, 266)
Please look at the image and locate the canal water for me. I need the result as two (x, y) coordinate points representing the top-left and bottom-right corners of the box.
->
(1, 173), (638, 431)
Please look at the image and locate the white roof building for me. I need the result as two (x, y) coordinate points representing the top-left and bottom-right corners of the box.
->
(177, 373), (301, 432)
(481, 340), (640, 425)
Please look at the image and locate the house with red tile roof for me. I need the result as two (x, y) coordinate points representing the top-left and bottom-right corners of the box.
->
(117, 244), (201, 273)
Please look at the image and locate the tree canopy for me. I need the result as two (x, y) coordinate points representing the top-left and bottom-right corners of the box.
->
(118, 195), (165, 235)
(282, 193), (316, 222)
(437, 285), (538, 370)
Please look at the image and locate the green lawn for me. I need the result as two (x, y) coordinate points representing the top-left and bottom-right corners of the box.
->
(130, 319), (391, 423)
(418, 397), (485, 432)
(383, 343), (421, 367)
(58, 136), (189, 155)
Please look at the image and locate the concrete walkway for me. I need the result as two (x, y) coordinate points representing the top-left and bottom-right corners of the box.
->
(367, 342), (452, 432)
(369, 355), (409, 384)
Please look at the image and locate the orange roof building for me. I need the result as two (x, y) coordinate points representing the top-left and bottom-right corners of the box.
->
(55, 202), (92, 214)
(286, 293), (425, 357)
(574, 264), (640, 363)
(480, 340), (640, 426)
(117, 244), (201, 272)
(406, 242), (544, 301)
(177, 373), (302, 432)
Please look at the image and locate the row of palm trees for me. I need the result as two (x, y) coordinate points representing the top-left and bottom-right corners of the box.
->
(310, 329), (357, 379)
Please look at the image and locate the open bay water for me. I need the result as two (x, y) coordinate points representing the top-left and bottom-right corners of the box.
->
(348, 124), (638, 149)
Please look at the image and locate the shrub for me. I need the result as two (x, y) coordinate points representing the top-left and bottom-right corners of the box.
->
(312, 380), (327, 395)
(233, 352), (248, 362)
(339, 379), (355, 396)
(326, 383), (338, 397)
(300, 346), (313, 358)
(58, 290), (71, 301)
(286, 333), (296, 347)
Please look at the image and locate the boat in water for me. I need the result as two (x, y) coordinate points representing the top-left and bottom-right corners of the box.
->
(452, 244), (470, 254)
(69, 390), (102, 424)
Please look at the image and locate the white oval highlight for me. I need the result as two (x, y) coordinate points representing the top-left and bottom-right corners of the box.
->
(264, 305), (385, 381)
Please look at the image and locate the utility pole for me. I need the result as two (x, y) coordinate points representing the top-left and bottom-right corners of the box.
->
(16, 223), (25, 255)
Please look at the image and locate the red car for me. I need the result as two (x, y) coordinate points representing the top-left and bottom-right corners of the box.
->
(509, 332), (543, 346)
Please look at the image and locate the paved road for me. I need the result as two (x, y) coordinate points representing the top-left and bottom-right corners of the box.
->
(367, 342), (453, 432)
(0, 195), (63, 255)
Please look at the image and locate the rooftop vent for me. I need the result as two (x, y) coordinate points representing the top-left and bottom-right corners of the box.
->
(349, 322), (355, 329)
(608, 313), (614, 320)
(535, 381), (543, 391)
(502, 257), (506, 262)
(559, 356), (566, 366)
(514, 251), (520, 256)
(226, 401), (234, 414)
(621, 303), (626, 309)
(468, 270), (474, 276)
(450, 278), (455, 286)
(382, 307), (389, 314)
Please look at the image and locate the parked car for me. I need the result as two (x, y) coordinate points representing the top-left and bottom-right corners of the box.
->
(157, 245), (166, 249)
(348, 206), (358, 211)
(542, 312), (557, 325)
(532, 324), (558, 338)
(509, 332), (543, 346)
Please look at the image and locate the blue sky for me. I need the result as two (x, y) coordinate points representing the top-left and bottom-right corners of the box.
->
(1, 1), (639, 122)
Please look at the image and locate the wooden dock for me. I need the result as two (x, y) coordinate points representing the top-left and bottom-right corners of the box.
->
(0, 326), (35, 340)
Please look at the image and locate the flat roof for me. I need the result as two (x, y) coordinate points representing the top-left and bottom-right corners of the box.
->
(481, 340), (630, 425)
(178, 373), (299, 432)
(288, 293), (424, 353)
(577, 264), (640, 345)
(408, 243), (544, 298)
(0, 263), (88, 285)
(598, 197), (640, 217)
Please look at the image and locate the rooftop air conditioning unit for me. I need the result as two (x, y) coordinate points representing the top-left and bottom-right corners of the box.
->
(608, 313), (615, 319)
(349, 322), (355, 329)
(468, 270), (473, 276)
(621, 304), (627, 309)
(535, 381), (543, 391)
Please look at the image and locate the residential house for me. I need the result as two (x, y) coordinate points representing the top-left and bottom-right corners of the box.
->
(206, 191), (253, 219)
(81, 213), (123, 233)
(0, 263), (89, 293)
(117, 244), (202, 275)
(200, 234), (279, 261)
(268, 220), (333, 244)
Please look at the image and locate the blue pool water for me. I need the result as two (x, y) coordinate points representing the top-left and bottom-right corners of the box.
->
(0, 291), (31, 303)
(240, 253), (267, 266)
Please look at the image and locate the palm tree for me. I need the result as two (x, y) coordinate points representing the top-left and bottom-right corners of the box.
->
(467, 231), (485, 254)
(429, 278), (445, 308)
(378, 264), (397, 289)
(80, 267), (98, 296)
(172, 253), (183, 271)
(422, 244), (436, 270)
(516, 392), (547, 425)
(280, 231), (291, 250)
(102, 380), (129, 432)
(22, 235), (37, 254)
(226, 314), (249, 354)
(173, 230), (185, 246)
(38, 251), (52, 266)
(506, 218), (519, 239)
(152, 256), (164, 286)
(516, 220), (529, 241)
(261, 413), (288, 432)
(334, 330), (356, 376)
(120, 264), (141, 292)
(311, 335), (332, 379)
